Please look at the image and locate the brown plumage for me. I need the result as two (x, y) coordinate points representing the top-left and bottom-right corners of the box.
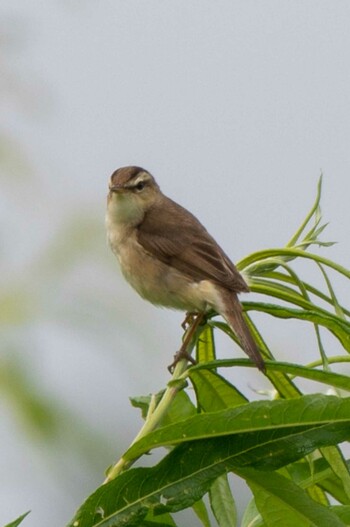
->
(106, 166), (265, 372)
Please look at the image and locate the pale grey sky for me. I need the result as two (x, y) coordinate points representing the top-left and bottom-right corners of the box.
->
(1, 2), (350, 525)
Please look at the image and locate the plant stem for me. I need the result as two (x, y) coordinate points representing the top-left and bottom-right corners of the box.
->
(104, 316), (204, 483)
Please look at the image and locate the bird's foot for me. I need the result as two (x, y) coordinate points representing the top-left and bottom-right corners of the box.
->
(168, 349), (197, 374)
(168, 312), (206, 373)
(181, 311), (199, 330)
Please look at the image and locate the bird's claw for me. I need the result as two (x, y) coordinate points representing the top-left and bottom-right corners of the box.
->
(168, 350), (197, 373)
(181, 311), (198, 330)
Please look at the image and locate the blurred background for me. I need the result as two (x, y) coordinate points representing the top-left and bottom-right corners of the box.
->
(1, 2), (350, 525)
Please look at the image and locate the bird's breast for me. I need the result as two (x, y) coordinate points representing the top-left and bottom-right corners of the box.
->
(106, 223), (214, 312)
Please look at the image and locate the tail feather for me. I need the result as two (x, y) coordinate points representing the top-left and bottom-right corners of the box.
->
(223, 295), (265, 373)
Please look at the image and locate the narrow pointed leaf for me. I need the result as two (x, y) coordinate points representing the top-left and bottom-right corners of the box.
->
(209, 475), (237, 527)
(321, 446), (350, 501)
(67, 440), (242, 527)
(286, 176), (323, 248)
(320, 477), (350, 504)
(239, 316), (302, 399)
(4, 513), (30, 527)
(142, 510), (177, 526)
(190, 359), (350, 392)
(306, 484), (329, 506)
(130, 390), (196, 426)
(331, 506), (350, 522)
(237, 467), (345, 527)
(317, 263), (346, 320)
(190, 369), (247, 412)
(243, 302), (350, 352)
(125, 395), (350, 461)
(68, 423), (350, 527)
(262, 271), (350, 317)
(241, 499), (264, 527)
(192, 499), (212, 527)
(196, 324), (216, 363)
(288, 458), (350, 505)
(238, 248), (350, 280)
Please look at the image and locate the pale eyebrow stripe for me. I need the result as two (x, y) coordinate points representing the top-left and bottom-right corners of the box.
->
(129, 172), (151, 187)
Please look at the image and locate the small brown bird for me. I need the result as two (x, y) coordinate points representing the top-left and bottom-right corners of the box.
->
(106, 166), (265, 372)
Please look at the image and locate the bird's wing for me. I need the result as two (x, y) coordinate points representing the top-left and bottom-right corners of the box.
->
(137, 197), (249, 293)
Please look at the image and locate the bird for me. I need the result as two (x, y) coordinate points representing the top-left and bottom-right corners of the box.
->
(106, 166), (265, 372)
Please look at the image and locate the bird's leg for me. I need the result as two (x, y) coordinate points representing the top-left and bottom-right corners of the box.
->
(168, 312), (206, 373)
(181, 311), (198, 330)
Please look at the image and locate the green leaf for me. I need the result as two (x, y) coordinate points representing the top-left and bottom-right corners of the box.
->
(190, 369), (247, 412)
(68, 419), (350, 527)
(193, 324), (246, 413)
(320, 476), (350, 505)
(287, 458), (350, 505)
(138, 518), (176, 526)
(210, 319), (303, 398)
(241, 499), (264, 527)
(4, 512), (30, 527)
(286, 175), (323, 248)
(190, 358), (350, 392)
(321, 446), (350, 501)
(142, 510), (177, 526)
(239, 248), (350, 280)
(250, 278), (310, 307)
(243, 302), (350, 353)
(260, 270), (350, 317)
(240, 316), (303, 399)
(209, 475), (237, 527)
(67, 441), (227, 527)
(237, 467), (345, 527)
(317, 263), (346, 320)
(124, 395), (350, 462)
(196, 324), (216, 363)
(331, 506), (350, 522)
(130, 393), (164, 421)
(306, 483), (329, 506)
(130, 390), (196, 427)
(192, 499), (212, 527)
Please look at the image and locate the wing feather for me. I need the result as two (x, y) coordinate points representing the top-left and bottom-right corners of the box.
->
(137, 197), (249, 293)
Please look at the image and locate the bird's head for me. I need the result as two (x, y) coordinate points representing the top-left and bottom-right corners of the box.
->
(107, 166), (161, 224)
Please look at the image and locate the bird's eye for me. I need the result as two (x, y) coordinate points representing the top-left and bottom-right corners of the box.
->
(135, 181), (146, 192)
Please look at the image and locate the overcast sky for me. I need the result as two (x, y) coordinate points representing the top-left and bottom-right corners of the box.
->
(1, 2), (350, 526)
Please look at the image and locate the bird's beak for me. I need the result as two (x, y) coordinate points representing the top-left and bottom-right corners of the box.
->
(109, 184), (126, 193)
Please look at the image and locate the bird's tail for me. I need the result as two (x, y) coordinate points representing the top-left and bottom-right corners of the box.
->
(222, 294), (265, 373)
